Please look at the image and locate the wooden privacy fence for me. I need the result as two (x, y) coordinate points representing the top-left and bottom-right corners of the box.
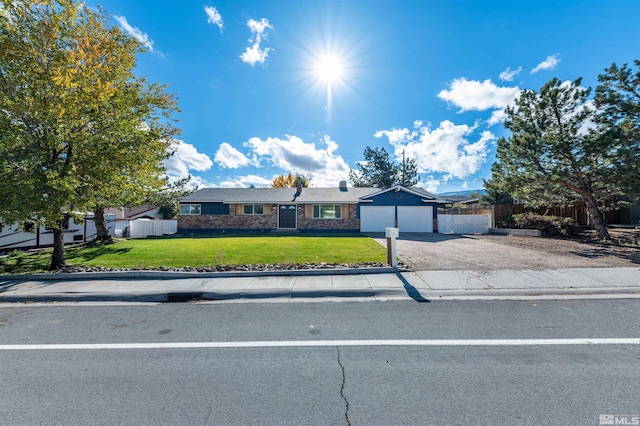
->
(439, 204), (623, 228)
(492, 204), (622, 226)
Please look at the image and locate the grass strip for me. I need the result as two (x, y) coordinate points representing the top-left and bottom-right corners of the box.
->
(0, 235), (387, 274)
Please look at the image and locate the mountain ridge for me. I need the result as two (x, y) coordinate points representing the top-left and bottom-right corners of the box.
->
(436, 189), (486, 197)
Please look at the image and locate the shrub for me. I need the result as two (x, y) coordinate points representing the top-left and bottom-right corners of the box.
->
(497, 214), (516, 229)
(8, 249), (26, 259)
(499, 213), (576, 236)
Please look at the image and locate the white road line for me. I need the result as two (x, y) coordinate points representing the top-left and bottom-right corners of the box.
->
(1, 338), (640, 350)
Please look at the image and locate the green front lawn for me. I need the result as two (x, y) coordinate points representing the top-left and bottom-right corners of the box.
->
(0, 235), (387, 273)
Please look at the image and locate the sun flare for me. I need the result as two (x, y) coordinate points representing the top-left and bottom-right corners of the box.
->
(315, 55), (344, 83)
(301, 43), (355, 125)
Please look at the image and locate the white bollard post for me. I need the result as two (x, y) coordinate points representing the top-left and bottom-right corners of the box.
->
(385, 227), (399, 267)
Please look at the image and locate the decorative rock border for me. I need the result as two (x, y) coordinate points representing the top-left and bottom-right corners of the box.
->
(490, 228), (542, 237)
(13, 261), (407, 275)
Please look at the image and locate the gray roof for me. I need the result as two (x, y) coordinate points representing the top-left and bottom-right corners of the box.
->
(181, 187), (379, 204)
(181, 186), (450, 204)
(359, 185), (450, 204)
(440, 195), (480, 204)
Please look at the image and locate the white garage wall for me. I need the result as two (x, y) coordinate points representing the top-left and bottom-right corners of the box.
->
(397, 206), (433, 233)
(360, 206), (395, 232)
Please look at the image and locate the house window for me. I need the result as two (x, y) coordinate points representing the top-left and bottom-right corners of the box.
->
(180, 204), (201, 215)
(313, 204), (342, 219)
(243, 204), (264, 215)
(0, 222), (3, 233)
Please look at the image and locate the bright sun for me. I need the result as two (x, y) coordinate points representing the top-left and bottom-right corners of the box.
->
(306, 49), (351, 124)
(315, 55), (343, 83)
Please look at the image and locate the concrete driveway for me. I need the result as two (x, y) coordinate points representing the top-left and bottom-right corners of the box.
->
(370, 233), (640, 271)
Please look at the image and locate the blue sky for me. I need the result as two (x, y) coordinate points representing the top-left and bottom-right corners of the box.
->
(92, 0), (640, 193)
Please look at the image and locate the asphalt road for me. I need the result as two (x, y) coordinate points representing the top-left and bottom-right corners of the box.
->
(1, 300), (639, 425)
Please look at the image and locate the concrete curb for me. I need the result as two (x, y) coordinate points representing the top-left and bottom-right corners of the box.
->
(0, 293), (170, 303)
(0, 287), (411, 303)
(0, 266), (407, 282)
(2, 267), (638, 304)
(430, 286), (640, 298)
(2, 285), (639, 304)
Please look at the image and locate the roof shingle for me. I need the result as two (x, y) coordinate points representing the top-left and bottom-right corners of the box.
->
(181, 187), (379, 204)
(180, 186), (449, 204)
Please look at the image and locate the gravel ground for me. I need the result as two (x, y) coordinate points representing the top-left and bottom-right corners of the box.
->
(373, 228), (640, 271)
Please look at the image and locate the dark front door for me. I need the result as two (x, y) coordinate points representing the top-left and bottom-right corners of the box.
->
(279, 205), (297, 229)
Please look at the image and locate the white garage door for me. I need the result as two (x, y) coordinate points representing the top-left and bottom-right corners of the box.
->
(360, 206), (395, 232)
(397, 206), (433, 233)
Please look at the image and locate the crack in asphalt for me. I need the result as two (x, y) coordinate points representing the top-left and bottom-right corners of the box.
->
(0, 309), (29, 327)
(203, 406), (213, 425)
(336, 347), (351, 426)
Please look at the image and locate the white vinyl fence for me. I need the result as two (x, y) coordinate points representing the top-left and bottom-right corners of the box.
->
(129, 219), (177, 239)
(438, 214), (490, 235)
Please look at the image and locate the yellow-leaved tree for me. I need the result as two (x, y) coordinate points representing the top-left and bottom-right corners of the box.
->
(0, 0), (179, 268)
(271, 173), (309, 188)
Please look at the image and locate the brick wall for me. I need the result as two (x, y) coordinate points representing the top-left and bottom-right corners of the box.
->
(297, 204), (360, 230)
(178, 203), (277, 230)
(179, 203), (362, 231)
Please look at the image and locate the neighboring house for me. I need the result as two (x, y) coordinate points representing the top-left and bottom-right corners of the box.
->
(440, 195), (480, 206)
(0, 213), (116, 250)
(105, 205), (164, 237)
(178, 181), (449, 234)
(105, 205), (163, 220)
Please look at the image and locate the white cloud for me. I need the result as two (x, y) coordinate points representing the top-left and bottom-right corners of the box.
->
(373, 128), (410, 145)
(499, 66), (522, 82)
(375, 121), (495, 178)
(204, 6), (223, 32)
(164, 141), (214, 190)
(487, 109), (507, 126)
(437, 78), (520, 112)
(214, 142), (251, 169)
(243, 135), (350, 186)
(418, 177), (441, 194)
(173, 174), (212, 190)
(241, 43), (271, 65)
(247, 18), (272, 34)
(114, 15), (157, 53)
(240, 18), (273, 65)
(531, 53), (560, 74)
(571, 97), (597, 136)
(219, 175), (272, 188)
(165, 140), (213, 177)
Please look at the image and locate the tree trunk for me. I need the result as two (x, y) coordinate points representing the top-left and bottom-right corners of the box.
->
(50, 215), (69, 270)
(94, 207), (112, 241)
(583, 194), (610, 240)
